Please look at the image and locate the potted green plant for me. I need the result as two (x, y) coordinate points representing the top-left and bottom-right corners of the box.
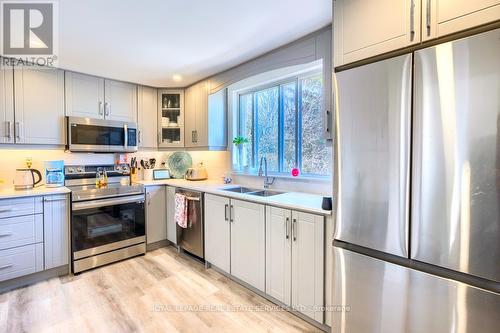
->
(233, 136), (249, 170)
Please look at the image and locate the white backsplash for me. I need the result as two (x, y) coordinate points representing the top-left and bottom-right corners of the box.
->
(0, 148), (331, 195)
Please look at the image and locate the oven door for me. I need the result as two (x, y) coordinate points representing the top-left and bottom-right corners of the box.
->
(71, 194), (145, 259)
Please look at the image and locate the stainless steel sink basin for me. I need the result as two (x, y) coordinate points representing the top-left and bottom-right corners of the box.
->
(221, 186), (259, 194)
(246, 190), (283, 197)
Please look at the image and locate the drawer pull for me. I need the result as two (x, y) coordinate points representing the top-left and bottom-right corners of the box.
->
(0, 208), (13, 213)
(43, 198), (66, 203)
(0, 233), (13, 237)
(0, 264), (13, 270)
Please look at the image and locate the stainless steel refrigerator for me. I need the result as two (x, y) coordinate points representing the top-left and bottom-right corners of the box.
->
(332, 28), (500, 332)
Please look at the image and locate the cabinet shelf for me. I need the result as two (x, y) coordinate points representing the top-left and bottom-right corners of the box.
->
(162, 108), (180, 111)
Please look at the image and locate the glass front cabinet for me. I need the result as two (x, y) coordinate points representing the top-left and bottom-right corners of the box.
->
(158, 89), (184, 148)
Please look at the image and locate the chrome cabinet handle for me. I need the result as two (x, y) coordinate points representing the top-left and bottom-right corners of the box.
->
(426, 0), (431, 36)
(194, 130), (198, 143)
(104, 102), (110, 116)
(292, 218), (297, 241)
(138, 130), (142, 145)
(0, 208), (12, 213)
(230, 205), (234, 223)
(410, 0), (415, 41)
(147, 192), (151, 206)
(5, 121), (12, 139)
(15, 122), (21, 140)
(192, 131), (195, 143)
(99, 101), (103, 115)
(43, 198), (66, 203)
(0, 233), (13, 237)
(224, 204), (229, 221)
(0, 264), (13, 270)
(285, 217), (290, 239)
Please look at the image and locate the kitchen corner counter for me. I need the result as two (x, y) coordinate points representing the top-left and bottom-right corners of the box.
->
(0, 186), (71, 200)
(136, 179), (332, 216)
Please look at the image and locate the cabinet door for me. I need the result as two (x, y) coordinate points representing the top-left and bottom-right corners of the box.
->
(158, 90), (185, 148)
(65, 72), (104, 118)
(204, 194), (231, 273)
(265, 206), (292, 305)
(423, 0), (500, 41)
(104, 79), (137, 122)
(14, 67), (65, 144)
(184, 85), (197, 147)
(138, 86), (158, 148)
(291, 211), (324, 322)
(146, 186), (167, 245)
(334, 0), (420, 67)
(43, 195), (69, 270)
(195, 80), (209, 147)
(230, 199), (265, 291)
(166, 186), (177, 244)
(0, 67), (14, 144)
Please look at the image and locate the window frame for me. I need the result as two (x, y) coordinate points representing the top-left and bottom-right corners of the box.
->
(235, 69), (328, 177)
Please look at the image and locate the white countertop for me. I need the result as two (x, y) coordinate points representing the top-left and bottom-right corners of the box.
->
(137, 179), (332, 216)
(0, 185), (71, 200)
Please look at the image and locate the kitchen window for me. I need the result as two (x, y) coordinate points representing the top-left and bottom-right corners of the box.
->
(235, 72), (331, 177)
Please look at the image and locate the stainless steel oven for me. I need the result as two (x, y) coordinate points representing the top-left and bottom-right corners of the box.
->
(67, 116), (138, 153)
(66, 164), (145, 273)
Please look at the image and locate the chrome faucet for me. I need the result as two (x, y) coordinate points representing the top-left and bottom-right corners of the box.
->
(258, 157), (275, 190)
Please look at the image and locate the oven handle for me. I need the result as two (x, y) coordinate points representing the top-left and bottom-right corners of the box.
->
(72, 194), (145, 211)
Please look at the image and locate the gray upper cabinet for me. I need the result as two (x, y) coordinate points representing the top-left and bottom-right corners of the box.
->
(158, 90), (185, 148)
(104, 79), (137, 122)
(137, 86), (158, 148)
(43, 195), (70, 270)
(65, 72), (105, 119)
(14, 67), (65, 145)
(66, 71), (137, 122)
(185, 80), (226, 150)
(0, 66), (14, 144)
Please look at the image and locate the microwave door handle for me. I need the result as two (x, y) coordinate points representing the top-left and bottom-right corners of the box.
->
(124, 124), (128, 150)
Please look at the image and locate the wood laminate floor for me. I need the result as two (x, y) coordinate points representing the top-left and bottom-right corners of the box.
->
(0, 246), (321, 332)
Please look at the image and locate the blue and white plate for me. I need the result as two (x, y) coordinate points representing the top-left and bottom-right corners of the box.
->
(168, 152), (193, 179)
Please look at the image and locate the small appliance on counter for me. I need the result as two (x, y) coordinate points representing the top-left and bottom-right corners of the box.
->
(185, 162), (208, 181)
(14, 168), (43, 190)
(44, 160), (65, 188)
(153, 169), (171, 180)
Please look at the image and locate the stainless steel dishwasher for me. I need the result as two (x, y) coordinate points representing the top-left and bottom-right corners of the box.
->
(175, 188), (204, 259)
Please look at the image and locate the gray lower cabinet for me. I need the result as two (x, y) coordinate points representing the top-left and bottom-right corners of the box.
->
(204, 194), (265, 291)
(166, 186), (177, 244)
(204, 194), (231, 273)
(265, 206), (325, 323)
(0, 194), (69, 283)
(43, 195), (70, 269)
(146, 186), (167, 245)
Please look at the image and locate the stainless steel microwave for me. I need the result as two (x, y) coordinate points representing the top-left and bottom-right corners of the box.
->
(67, 117), (138, 153)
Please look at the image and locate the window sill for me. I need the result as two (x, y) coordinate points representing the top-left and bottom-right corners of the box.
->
(231, 170), (331, 182)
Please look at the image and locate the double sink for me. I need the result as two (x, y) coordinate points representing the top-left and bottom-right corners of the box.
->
(221, 186), (284, 197)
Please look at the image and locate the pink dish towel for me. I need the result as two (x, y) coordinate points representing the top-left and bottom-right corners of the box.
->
(175, 193), (188, 228)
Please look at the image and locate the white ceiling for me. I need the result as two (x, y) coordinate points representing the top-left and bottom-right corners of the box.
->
(58, 0), (331, 87)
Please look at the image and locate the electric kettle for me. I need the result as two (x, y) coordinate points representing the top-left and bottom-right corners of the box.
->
(14, 168), (42, 190)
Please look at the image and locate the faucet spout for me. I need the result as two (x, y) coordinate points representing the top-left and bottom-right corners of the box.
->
(258, 157), (275, 189)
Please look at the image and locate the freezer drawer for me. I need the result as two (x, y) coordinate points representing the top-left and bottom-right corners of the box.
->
(334, 54), (412, 257)
(332, 247), (500, 333)
(412, 28), (500, 282)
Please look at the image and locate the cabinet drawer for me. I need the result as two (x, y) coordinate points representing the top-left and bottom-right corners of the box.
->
(0, 243), (44, 282)
(0, 197), (43, 219)
(0, 214), (43, 250)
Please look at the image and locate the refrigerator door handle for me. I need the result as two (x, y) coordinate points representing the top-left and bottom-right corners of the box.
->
(332, 72), (342, 239)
